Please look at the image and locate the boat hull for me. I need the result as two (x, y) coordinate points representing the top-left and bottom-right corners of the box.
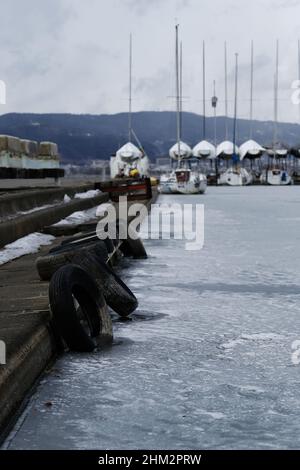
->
(199, 179), (207, 194)
(159, 170), (207, 195)
(158, 172), (178, 194)
(261, 170), (292, 186)
(176, 174), (207, 194)
(218, 168), (252, 186)
(158, 181), (178, 194)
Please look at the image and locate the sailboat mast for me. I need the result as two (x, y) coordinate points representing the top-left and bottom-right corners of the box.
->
(175, 24), (181, 162)
(128, 33), (133, 143)
(224, 41), (228, 140)
(232, 53), (239, 156)
(212, 80), (219, 184)
(250, 40), (254, 139)
(180, 41), (183, 140)
(202, 40), (206, 139)
(213, 80), (217, 148)
(298, 39), (300, 122)
(273, 39), (279, 151)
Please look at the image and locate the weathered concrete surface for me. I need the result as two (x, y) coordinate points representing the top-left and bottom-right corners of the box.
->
(0, 191), (109, 248)
(0, 244), (60, 439)
(0, 184), (96, 220)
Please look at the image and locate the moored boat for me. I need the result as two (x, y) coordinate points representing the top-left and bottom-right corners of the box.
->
(260, 168), (292, 185)
(218, 167), (253, 186)
(110, 35), (149, 180)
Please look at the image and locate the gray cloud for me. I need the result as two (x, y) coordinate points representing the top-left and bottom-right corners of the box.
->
(124, 0), (190, 15)
(0, 0), (299, 123)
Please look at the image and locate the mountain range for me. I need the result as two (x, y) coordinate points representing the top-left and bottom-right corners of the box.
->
(0, 112), (300, 164)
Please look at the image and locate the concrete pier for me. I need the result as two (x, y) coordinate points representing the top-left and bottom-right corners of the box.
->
(0, 182), (156, 441)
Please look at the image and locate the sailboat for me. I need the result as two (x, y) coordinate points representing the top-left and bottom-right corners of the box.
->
(239, 41), (265, 183)
(159, 26), (206, 194)
(218, 52), (252, 186)
(192, 41), (216, 182)
(173, 27), (206, 195)
(110, 35), (149, 179)
(217, 43), (238, 176)
(290, 41), (300, 178)
(260, 40), (292, 185)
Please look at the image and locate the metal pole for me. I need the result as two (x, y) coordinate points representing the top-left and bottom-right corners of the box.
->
(128, 33), (132, 143)
(273, 40), (279, 152)
(213, 80), (217, 148)
(224, 41), (228, 140)
(180, 41), (183, 140)
(298, 39), (300, 124)
(175, 25), (181, 165)
(203, 40), (206, 139)
(250, 40), (254, 139)
(213, 80), (218, 184)
(233, 53), (238, 164)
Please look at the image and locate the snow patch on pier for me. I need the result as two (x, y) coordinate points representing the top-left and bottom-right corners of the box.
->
(74, 189), (100, 199)
(0, 232), (55, 266)
(53, 207), (98, 226)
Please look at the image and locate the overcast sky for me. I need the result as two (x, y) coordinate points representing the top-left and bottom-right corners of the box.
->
(1, 0), (300, 123)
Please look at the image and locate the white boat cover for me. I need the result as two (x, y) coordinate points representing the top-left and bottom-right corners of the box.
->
(116, 142), (143, 160)
(239, 139), (265, 160)
(266, 147), (288, 157)
(216, 141), (239, 158)
(169, 141), (192, 160)
(192, 140), (216, 159)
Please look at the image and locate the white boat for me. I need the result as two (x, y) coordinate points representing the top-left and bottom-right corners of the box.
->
(216, 140), (239, 159)
(192, 140), (216, 159)
(158, 140), (192, 194)
(218, 167), (253, 186)
(110, 142), (149, 178)
(161, 25), (206, 195)
(260, 169), (292, 185)
(169, 141), (192, 160)
(217, 54), (254, 187)
(239, 139), (265, 160)
(175, 168), (207, 194)
(193, 44), (216, 163)
(261, 42), (292, 186)
(167, 142), (207, 194)
(158, 171), (178, 194)
(240, 44), (266, 162)
(110, 35), (149, 179)
(159, 138), (209, 194)
(265, 146), (288, 158)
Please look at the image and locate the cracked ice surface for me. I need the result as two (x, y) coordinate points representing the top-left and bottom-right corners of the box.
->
(5, 187), (300, 450)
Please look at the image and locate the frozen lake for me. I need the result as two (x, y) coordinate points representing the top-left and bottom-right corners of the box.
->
(5, 186), (300, 450)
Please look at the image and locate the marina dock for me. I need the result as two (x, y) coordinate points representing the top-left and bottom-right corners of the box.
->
(0, 179), (157, 440)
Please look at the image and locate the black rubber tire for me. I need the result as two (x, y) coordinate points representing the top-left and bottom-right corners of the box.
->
(49, 265), (113, 352)
(120, 238), (147, 259)
(71, 250), (138, 317)
(36, 241), (109, 281)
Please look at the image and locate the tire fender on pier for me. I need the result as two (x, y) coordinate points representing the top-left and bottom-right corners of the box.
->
(120, 238), (147, 259)
(49, 264), (113, 352)
(71, 250), (138, 317)
(36, 241), (109, 281)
